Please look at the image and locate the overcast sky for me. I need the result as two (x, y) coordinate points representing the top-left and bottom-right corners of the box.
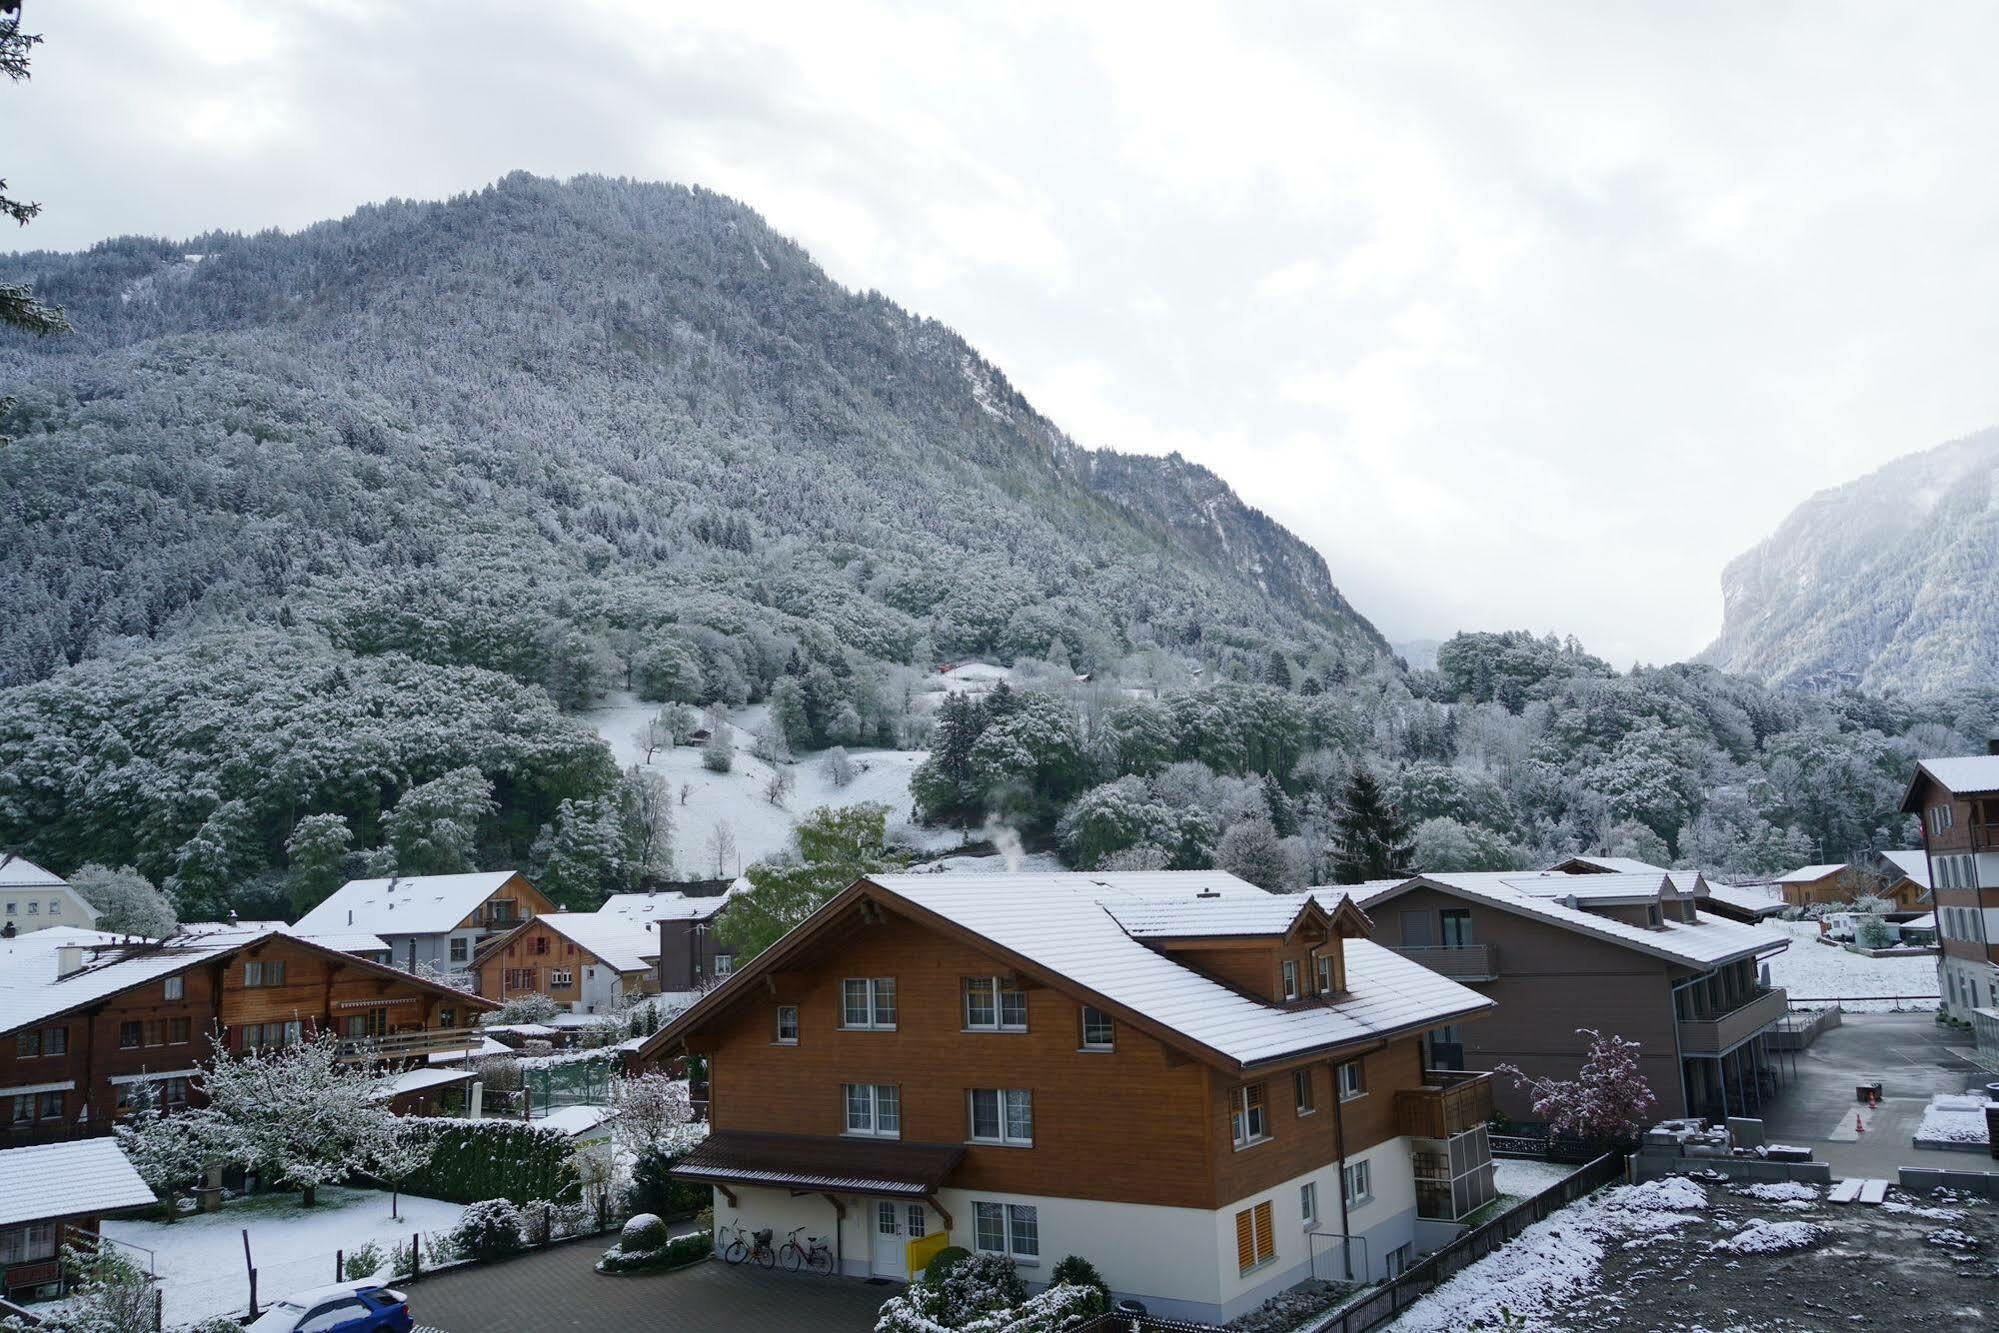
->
(13, 2), (1999, 665)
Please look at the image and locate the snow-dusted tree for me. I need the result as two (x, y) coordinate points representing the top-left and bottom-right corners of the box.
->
(69, 863), (176, 937)
(606, 1072), (705, 1162)
(285, 813), (353, 916)
(383, 766), (495, 876)
(364, 1117), (436, 1220)
(618, 767), (675, 881)
(113, 1083), (233, 1221)
(531, 795), (627, 906)
(762, 765), (796, 807)
(1413, 817), (1526, 873)
(701, 726), (734, 774)
(1098, 845), (1169, 872)
(168, 798), (260, 917)
(701, 820), (738, 879)
(195, 1030), (402, 1206)
(1216, 815), (1289, 889)
(633, 713), (668, 764)
(1597, 817), (1670, 867)
(819, 746), (856, 789)
(751, 721), (792, 766)
(1497, 1029), (1657, 1144)
(1330, 770), (1414, 883)
(768, 678), (812, 751)
(0, 1246), (156, 1333)
(492, 993), (562, 1025)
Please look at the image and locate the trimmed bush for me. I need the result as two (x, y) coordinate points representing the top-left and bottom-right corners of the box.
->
(398, 1118), (580, 1205)
(597, 1227), (714, 1275)
(1050, 1254), (1110, 1302)
(621, 1213), (668, 1252)
(920, 1245), (971, 1288)
(624, 1146), (709, 1218)
(451, 1198), (528, 1262)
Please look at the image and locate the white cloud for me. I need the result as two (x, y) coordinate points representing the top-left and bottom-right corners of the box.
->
(13, 0), (1999, 664)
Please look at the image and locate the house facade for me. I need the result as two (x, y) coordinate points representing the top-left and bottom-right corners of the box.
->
(0, 1138), (158, 1303)
(473, 912), (660, 1014)
(1869, 851), (1932, 913)
(637, 871), (1495, 1324)
(0, 856), (98, 937)
(0, 927), (497, 1147)
(1338, 865), (1789, 1124)
(1769, 863), (1862, 909)
(291, 871), (555, 979)
(1901, 753), (1999, 1049)
(601, 887), (738, 994)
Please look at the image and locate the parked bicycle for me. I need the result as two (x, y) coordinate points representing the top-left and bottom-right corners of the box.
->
(779, 1226), (835, 1276)
(720, 1223), (777, 1269)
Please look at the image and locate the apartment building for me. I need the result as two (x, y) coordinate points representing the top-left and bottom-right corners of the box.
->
(1335, 865), (1790, 1123)
(1902, 752), (1999, 1051)
(0, 924), (496, 1146)
(637, 871), (1495, 1324)
(0, 856), (97, 937)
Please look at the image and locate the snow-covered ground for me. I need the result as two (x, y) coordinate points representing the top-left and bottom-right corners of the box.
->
(1763, 919), (1939, 1010)
(579, 691), (966, 871)
(1490, 1158), (1576, 1200)
(103, 1186), (465, 1325)
(1915, 1093), (1992, 1147)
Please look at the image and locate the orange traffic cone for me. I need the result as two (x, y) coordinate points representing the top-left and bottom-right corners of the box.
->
(1855, 1111), (1866, 1134)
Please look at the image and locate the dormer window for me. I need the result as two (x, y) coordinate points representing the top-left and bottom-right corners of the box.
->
(1315, 955), (1334, 995)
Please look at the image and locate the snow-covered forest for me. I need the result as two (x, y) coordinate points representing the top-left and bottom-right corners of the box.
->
(0, 175), (1990, 919)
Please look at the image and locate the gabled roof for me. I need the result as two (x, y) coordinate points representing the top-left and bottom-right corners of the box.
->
(535, 913), (660, 973)
(0, 1139), (157, 1227)
(0, 927), (498, 1039)
(0, 853), (68, 891)
(1701, 882), (1787, 918)
(292, 871), (528, 937)
(1877, 850), (1931, 890)
(1772, 863), (1848, 884)
(1901, 755), (1999, 811)
(1355, 872), (1788, 970)
(643, 871), (1491, 1073)
(178, 922), (392, 956)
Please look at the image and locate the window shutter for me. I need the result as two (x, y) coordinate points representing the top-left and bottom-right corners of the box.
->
(1234, 1208), (1255, 1271)
(1254, 1202), (1275, 1264)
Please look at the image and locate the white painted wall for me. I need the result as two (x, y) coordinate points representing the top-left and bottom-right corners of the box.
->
(709, 1183), (878, 1278)
(0, 885), (96, 934)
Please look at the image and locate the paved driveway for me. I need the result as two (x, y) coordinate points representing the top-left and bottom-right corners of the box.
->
(1760, 1010), (1991, 1176)
(404, 1239), (892, 1332)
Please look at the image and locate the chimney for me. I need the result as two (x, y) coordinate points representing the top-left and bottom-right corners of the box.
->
(1987, 738), (1999, 756)
(56, 945), (85, 977)
(226, 908), (238, 926)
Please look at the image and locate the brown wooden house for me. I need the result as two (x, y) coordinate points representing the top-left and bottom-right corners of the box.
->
(0, 926), (498, 1147)
(1901, 752), (1999, 1051)
(636, 871), (1494, 1324)
(472, 911), (660, 1014)
(0, 1138), (158, 1303)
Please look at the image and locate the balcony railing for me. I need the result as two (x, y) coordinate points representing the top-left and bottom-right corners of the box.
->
(1390, 944), (1499, 981)
(1677, 986), (1788, 1056)
(334, 1026), (486, 1065)
(1396, 1069), (1495, 1139)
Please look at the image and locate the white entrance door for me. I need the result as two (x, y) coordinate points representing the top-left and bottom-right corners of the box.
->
(871, 1202), (928, 1278)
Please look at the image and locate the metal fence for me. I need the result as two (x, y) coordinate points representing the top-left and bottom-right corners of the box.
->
(1299, 1151), (1625, 1333)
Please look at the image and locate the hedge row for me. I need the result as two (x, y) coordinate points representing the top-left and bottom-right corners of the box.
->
(399, 1118), (581, 1206)
(597, 1228), (714, 1275)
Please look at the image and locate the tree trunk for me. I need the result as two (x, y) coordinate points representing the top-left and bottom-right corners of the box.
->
(302, 1184), (317, 1207)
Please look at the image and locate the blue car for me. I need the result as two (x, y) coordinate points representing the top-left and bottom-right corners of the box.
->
(245, 1281), (414, 1333)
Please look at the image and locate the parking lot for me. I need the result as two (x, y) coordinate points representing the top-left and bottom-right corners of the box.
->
(404, 1239), (890, 1332)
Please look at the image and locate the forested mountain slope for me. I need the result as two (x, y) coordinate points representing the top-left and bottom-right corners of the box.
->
(1704, 428), (1999, 694)
(0, 173), (1382, 911)
(0, 172), (1383, 693)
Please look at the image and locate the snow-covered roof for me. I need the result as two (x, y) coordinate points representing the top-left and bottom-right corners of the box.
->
(534, 1104), (613, 1139)
(0, 1139), (157, 1227)
(860, 871), (1489, 1068)
(1553, 855), (1667, 877)
(1357, 872), (1789, 970)
(1702, 882), (1787, 917)
(536, 912), (660, 973)
(293, 872), (524, 937)
(1904, 913), (1936, 931)
(378, 1066), (477, 1099)
(1773, 863), (1848, 884)
(1101, 892), (1319, 939)
(178, 921), (391, 956)
(1908, 755), (1999, 798)
(0, 853), (68, 890)
(1878, 850), (1931, 889)
(599, 890), (733, 923)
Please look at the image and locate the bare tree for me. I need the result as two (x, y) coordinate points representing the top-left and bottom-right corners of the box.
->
(762, 765), (796, 807)
(702, 820), (738, 878)
(819, 745), (857, 789)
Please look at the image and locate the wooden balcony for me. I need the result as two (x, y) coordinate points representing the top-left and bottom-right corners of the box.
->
(1677, 986), (1788, 1056)
(1395, 1069), (1495, 1139)
(334, 1026), (485, 1065)
(1389, 944), (1499, 982)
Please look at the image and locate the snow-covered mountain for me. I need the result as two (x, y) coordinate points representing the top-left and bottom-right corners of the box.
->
(1703, 428), (1999, 693)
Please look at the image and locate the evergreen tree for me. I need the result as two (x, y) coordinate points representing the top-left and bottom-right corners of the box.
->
(382, 766), (495, 876)
(531, 796), (628, 907)
(285, 813), (353, 916)
(1330, 770), (1414, 883)
(0, 9), (67, 339)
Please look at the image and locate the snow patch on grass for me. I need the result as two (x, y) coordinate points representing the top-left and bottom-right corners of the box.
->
(1730, 1181), (1820, 1203)
(1713, 1219), (1823, 1255)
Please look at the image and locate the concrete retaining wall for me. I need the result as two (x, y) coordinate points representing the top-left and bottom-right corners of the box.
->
(1899, 1166), (1999, 1200)
(1631, 1149), (1831, 1185)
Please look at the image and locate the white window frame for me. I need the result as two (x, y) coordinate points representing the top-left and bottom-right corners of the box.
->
(842, 1083), (900, 1138)
(548, 968), (573, 987)
(968, 1088), (1034, 1146)
(713, 954), (735, 977)
(1231, 1083), (1269, 1148)
(972, 1200), (1040, 1262)
(963, 976), (1027, 1032)
(775, 1005), (799, 1045)
(1079, 1005), (1114, 1051)
(1294, 1067), (1316, 1116)
(1343, 1159), (1373, 1208)
(163, 976), (184, 1001)
(449, 937), (469, 964)
(1300, 1180), (1318, 1228)
(1316, 954), (1334, 994)
(840, 978), (897, 1030)
(1338, 1059), (1366, 1102)
(1281, 959), (1300, 1001)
